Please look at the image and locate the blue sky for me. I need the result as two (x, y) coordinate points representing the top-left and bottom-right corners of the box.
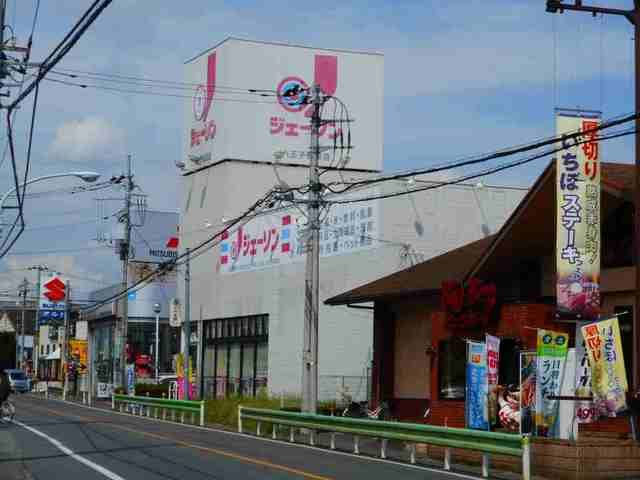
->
(0, 0), (636, 298)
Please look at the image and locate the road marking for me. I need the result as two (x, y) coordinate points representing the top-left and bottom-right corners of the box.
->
(20, 403), (333, 480)
(13, 419), (127, 480)
(25, 397), (481, 480)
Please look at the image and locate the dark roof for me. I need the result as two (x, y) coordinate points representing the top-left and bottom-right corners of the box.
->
(325, 235), (495, 306)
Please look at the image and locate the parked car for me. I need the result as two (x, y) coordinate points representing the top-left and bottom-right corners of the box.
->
(4, 369), (29, 393)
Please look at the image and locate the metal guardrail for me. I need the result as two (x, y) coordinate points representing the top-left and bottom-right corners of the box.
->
(112, 394), (205, 427)
(239, 407), (531, 480)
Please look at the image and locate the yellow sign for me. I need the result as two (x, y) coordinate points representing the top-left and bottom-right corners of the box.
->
(581, 317), (627, 416)
(68, 339), (88, 373)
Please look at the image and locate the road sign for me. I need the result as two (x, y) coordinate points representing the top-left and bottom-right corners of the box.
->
(169, 298), (181, 327)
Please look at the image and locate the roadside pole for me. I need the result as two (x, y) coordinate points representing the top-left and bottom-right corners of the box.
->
(183, 248), (191, 400)
(62, 281), (71, 401)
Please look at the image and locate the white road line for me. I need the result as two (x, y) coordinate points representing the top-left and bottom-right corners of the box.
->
(13, 419), (127, 480)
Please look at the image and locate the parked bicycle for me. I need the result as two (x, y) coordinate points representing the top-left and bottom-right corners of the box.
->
(342, 401), (391, 420)
(1, 399), (15, 422)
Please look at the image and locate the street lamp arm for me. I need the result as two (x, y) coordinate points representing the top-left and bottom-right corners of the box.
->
(0, 171), (101, 211)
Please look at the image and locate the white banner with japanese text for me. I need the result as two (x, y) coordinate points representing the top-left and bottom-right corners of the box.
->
(219, 200), (379, 274)
(556, 113), (601, 321)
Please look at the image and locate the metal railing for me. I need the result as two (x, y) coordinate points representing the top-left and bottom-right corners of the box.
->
(112, 394), (205, 427)
(238, 407), (530, 480)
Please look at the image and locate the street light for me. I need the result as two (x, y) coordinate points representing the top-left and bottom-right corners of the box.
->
(153, 302), (161, 383)
(0, 171), (101, 213)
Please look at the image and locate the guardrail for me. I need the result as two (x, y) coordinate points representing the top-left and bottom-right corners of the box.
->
(239, 407), (530, 480)
(112, 394), (205, 427)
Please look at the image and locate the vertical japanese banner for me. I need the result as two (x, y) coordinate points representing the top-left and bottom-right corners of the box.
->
(519, 351), (537, 434)
(486, 334), (500, 426)
(535, 329), (569, 437)
(575, 321), (597, 423)
(581, 317), (628, 416)
(466, 341), (489, 430)
(556, 113), (601, 321)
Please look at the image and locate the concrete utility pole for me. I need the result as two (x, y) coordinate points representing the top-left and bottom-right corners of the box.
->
(62, 281), (71, 401)
(545, 0), (640, 391)
(116, 154), (133, 390)
(302, 83), (323, 414)
(17, 278), (28, 370)
(183, 248), (191, 400)
(29, 264), (47, 378)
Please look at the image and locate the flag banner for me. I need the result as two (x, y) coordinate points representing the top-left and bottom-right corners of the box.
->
(575, 321), (597, 423)
(535, 329), (569, 437)
(466, 341), (489, 430)
(581, 317), (628, 416)
(486, 334), (500, 425)
(556, 113), (601, 321)
(519, 351), (537, 434)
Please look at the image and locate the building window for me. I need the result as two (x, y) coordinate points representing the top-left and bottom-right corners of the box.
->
(202, 314), (268, 398)
(438, 337), (466, 400)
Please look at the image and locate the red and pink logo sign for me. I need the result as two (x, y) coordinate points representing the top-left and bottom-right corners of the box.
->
(191, 52), (217, 148)
(271, 55), (342, 140)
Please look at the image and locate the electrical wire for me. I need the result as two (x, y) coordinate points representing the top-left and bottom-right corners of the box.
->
(325, 126), (637, 205)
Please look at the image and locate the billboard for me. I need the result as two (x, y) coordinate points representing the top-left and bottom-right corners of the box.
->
(219, 199), (378, 274)
(556, 112), (601, 320)
(129, 210), (180, 264)
(183, 38), (383, 172)
(39, 273), (67, 325)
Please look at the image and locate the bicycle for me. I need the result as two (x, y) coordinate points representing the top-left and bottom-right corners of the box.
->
(1, 399), (15, 422)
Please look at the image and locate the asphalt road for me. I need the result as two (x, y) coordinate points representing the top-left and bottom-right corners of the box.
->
(0, 395), (482, 480)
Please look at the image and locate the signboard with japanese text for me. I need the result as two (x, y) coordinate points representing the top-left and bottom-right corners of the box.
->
(575, 321), (596, 423)
(219, 200), (378, 274)
(465, 341), (488, 430)
(535, 329), (569, 437)
(38, 273), (67, 325)
(183, 38), (383, 173)
(486, 334), (500, 425)
(556, 113), (601, 321)
(581, 317), (628, 416)
(68, 340), (88, 374)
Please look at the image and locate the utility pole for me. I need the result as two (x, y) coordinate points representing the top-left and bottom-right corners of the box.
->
(183, 248), (191, 400)
(545, 0), (640, 392)
(29, 265), (47, 378)
(302, 83), (322, 414)
(17, 278), (28, 370)
(115, 154), (133, 390)
(62, 281), (71, 401)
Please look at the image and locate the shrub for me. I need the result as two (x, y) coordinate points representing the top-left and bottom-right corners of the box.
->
(134, 383), (170, 398)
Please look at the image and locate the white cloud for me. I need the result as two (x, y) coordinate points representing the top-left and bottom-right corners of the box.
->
(49, 117), (124, 163)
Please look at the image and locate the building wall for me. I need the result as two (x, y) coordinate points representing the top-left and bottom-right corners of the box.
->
(180, 161), (526, 397)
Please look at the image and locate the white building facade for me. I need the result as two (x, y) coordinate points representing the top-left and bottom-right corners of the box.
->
(180, 38), (527, 401)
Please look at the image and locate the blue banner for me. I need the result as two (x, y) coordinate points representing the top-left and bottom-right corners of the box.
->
(466, 341), (488, 430)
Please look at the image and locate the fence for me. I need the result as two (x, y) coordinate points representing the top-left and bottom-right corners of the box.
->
(318, 374), (370, 403)
(238, 406), (530, 480)
(112, 394), (205, 426)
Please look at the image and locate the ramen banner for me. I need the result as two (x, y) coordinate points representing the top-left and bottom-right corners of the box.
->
(556, 112), (601, 321)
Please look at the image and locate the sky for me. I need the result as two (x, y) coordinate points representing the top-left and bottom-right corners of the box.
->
(0, 0), (637, 300)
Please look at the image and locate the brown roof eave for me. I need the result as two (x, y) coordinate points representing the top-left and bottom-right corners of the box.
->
(324, 288), (440, 306)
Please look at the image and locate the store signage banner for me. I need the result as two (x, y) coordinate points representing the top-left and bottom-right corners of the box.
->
(535, 329), (569, 437)
(466, 341), (488, 430)
(575, 321), (596, 423)
(519, 351), (537, 434)
(219, 199), (378, 274)
(486, 334), (500, 425)
(556, 113), (601, 321)
(581, 317), (628, 416)
(39, 273), (68, 325)
(68, 340), (88, 374)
